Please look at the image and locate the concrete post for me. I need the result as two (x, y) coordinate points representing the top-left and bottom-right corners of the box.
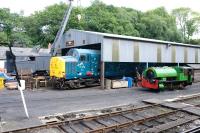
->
(101, 61), (105, 89)
(146, 62), (149, 68)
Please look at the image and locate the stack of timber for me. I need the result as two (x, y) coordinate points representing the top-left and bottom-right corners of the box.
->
(105, 79), (128, 89)
(5, 81), (18, 90)
(19, 69), (33, 90)
(4, 73), (17, 90)
(33, 76), (48, 89)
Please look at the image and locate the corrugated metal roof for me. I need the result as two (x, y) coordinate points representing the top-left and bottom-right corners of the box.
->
(187, 64), (200, 69)
(69, 29), (200, 48)
(0, 46), (50, 60)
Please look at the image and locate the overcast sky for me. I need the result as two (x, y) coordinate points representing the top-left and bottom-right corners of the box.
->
(0, 0), (200, 16)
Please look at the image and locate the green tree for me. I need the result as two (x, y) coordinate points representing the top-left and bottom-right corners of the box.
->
(0, 8), (32, 46)
(139, 7), (183, 42)
(84, 1), (118, 33)
(23, 2), (86, 47)
(172, 8), (200, 41)
(1, 0), (200, 47)
(23, 3), (68, 47)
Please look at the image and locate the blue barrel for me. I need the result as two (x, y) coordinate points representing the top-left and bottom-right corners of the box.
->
(123, 77), (133, 88)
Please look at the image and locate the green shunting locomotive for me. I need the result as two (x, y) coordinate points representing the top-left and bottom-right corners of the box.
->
(140, 66), (194, 90)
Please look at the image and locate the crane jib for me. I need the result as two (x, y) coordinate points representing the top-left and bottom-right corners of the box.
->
(50, 0), (74, 56)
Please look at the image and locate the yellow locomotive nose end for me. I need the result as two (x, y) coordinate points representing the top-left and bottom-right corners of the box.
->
(50, 57), (66, 78)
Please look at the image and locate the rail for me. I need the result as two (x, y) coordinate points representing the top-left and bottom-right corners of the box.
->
(3, 94), (200, 133)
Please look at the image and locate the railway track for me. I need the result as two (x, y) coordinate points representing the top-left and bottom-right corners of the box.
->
(3, 94), (200, 133)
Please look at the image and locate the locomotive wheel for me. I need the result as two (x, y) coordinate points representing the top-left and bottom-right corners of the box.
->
(54, 79), (65, 89)
(64, 81), (70, 89)
(74, 82), (82, 88)
(85, 79), (96, 87)
(178, 83), (185, 90)
(168, 83), (175, 90)
(55, 82), (61, 89)
(69, 81), (75, 89)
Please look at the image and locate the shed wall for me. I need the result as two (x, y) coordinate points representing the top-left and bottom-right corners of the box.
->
(102, 38), (199, 63)
(63, 30), (103, 48)
(198, 49), (200, 63)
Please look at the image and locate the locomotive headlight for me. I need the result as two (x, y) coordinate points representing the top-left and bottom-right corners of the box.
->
(62, 72), (65, 78)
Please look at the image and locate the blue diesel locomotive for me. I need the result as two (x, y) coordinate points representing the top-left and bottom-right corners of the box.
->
(50, 49), (101, 89)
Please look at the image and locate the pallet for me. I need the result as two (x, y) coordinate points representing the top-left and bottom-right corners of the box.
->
(33, 76), (48, 89)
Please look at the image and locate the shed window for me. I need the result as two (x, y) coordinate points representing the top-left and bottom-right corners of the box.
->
(29, 56), (35, 61)
(83, 40), (86, 44)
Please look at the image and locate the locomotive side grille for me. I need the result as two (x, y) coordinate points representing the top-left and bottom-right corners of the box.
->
(67, 63), (70, 76)
(72, 62), (74, 74)
(71, 62), (76, 75)
(67, 63), (73, 76)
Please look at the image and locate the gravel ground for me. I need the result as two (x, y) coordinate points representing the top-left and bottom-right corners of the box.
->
(0, 83), (200, 131)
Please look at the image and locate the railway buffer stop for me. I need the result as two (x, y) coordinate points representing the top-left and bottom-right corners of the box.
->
(57, 29), (200, 89)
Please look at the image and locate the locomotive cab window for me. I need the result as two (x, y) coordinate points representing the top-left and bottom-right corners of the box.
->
(80, 55), (87, 62)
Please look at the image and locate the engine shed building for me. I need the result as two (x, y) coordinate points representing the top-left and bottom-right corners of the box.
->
(60, 29), (200, 88)
(0, 46), (50, 73)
